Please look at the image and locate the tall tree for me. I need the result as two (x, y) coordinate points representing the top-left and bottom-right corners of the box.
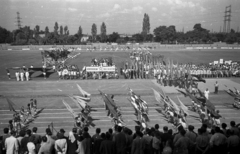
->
(60, 25), (63, 35)
(77, 26), (83, 42)
(54, 22), (59, 35)
(142, 13), (150, 41)
(100, 22), (107, 42)
(91, 23), (97, 42)
(64, 26), (68, 35)
(45, 26), (49, 36)
(34, 25), (40, 37)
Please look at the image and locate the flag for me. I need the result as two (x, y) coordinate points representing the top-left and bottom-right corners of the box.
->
(152, 88), (162, 105)
(6, 98), (16, 112)
(169, 98), (180, 114)
(177, 96), (189, 116)
(69, 96), (87, 110)
(77, 84), (91, 97)
(62, 100), (77, 118)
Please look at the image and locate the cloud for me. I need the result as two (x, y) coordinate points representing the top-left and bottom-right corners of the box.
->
(113, 4), (120, 10)
(68, 7), (77, 12)
(132, 6), (143, 14)
(165, 0), (196, 8)
(97, 12), (110, 18)
(152, 7), (157, 12)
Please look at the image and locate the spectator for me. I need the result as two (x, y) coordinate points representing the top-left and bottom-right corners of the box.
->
(186, 125), (197, 142)
(21, 129), (32, 154)
(45, 128), (55, 154)
(195, 128), (210, 154)
(115, 126), (127, 154)
(131, 130), (145, 154)
(27, 135), (36, 154)
(66, 131), (78, 154)
(152, 131), (161, 154)
(55, 133), (67, 154)
(162, 126), (171, 147)
(76, 136), (84, 154)
(94, 133), (105, 154)
(230, 121), (240, 136)
(174, 129), (193, 154)
(209, 127), (227, 154)
(59, 129), (67, 140)
(0, 136), (3, 154)
(123, 128), (132, 154)
(82, 127), (92, 154)
(227, 129), (240, 154)
(143, 128), (153, 154)
(38, 136), (50, 154)
(92, 128), (101, 143)
(32, 127), (41, 153)
(112, 125), (119, 142)
(5, 131), (18, 154)
(100, 132), (115, 154)
(2, 128), (10, 154)
(173, 125), (184, 144)
(221, 123), (228, 135)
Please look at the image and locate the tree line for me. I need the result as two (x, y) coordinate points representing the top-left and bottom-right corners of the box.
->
(0, 13), (240, 45)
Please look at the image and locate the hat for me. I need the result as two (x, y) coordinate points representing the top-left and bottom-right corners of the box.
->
(60, 128), (65, 133)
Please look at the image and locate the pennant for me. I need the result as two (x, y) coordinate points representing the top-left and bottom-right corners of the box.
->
(62, 100), (77, 118)
(69, 96), (87, 110)
(6, 98), (17, 112)
(152, 88), (163, 105)
(177, 96), (189, 116)
(77, 84), (91, 97)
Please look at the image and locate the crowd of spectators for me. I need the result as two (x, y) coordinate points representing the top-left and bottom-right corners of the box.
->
(1, 121), (240, 154)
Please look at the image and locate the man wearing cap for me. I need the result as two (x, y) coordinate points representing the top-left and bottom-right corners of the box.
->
(59, 129), (68, 140)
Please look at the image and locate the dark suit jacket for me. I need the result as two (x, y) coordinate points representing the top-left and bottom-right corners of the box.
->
(115, 132), (127, 154)
(100, 140), (116, 154)
(131, 137), (145, 154)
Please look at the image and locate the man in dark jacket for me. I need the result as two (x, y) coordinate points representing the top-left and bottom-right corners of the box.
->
(115, 126), (127, 154)
(21, 129), (31, 154)
(100, 132), (115, 154)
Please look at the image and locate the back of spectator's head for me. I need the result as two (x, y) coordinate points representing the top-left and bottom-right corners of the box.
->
(101, 133), (106, 139)
(168, 129), (173, 135)
(108, 128), (113, 134)
(0, 136), (3, 141)
(29, 135), (36, 143)
(128, 129), (133, 135)
(135, 125), (140, 131)
(9, 120), (13, 124)
(210, 128), (215, 135)
(83, 127), (88, 132)
(202, 123), (208, 129)
(3, 128), (9, 134)
(230, 121), (236, 127)
(118, 126), (122, 132)
(32, 127), (38, 133)
(197, 128), (202, 135)
(222, 123), (227, 129)
(188, 125), (194, 131)
(10, 130), (16, 136)
(180, 129), (186, 136)
(19, 130), (26, 137)
(45, 128), (52, 136)
(136, 130), (143, 137)
(155, 124), (159, 130)
(163, 126), (168, 132)
(178, 125), (184, 132)
(57, 132), (64, 140)
(26, 129), (32, 136)
(96, 128), (101, 134)
(106, 132), (111, 140)
(215, 127), (221, 133)
(42, 136), (47, 142)
(78, 136), (84, 142)
(72, 128), (77, 134)
(229, 129), (235, 135)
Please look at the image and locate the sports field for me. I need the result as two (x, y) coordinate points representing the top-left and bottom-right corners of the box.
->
(0, 49), (240, 135)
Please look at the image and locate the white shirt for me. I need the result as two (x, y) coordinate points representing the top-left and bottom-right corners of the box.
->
(204, 90), (209, 99)
(27, 142), (36, 154)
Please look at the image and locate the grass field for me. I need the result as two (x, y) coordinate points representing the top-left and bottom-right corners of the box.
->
(1, 49), (240, 80)
(0, 49), (240, 135)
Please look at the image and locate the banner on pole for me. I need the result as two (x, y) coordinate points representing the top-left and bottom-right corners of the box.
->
(86, 66), (116, 72)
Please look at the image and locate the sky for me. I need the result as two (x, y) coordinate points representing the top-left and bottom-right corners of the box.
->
(0, 0), (240, 35)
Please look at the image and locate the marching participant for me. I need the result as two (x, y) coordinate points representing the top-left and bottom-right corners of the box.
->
(15, 71), (20, 81)
(25, 68), (29, 81)
(20, 69), (25, 81)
